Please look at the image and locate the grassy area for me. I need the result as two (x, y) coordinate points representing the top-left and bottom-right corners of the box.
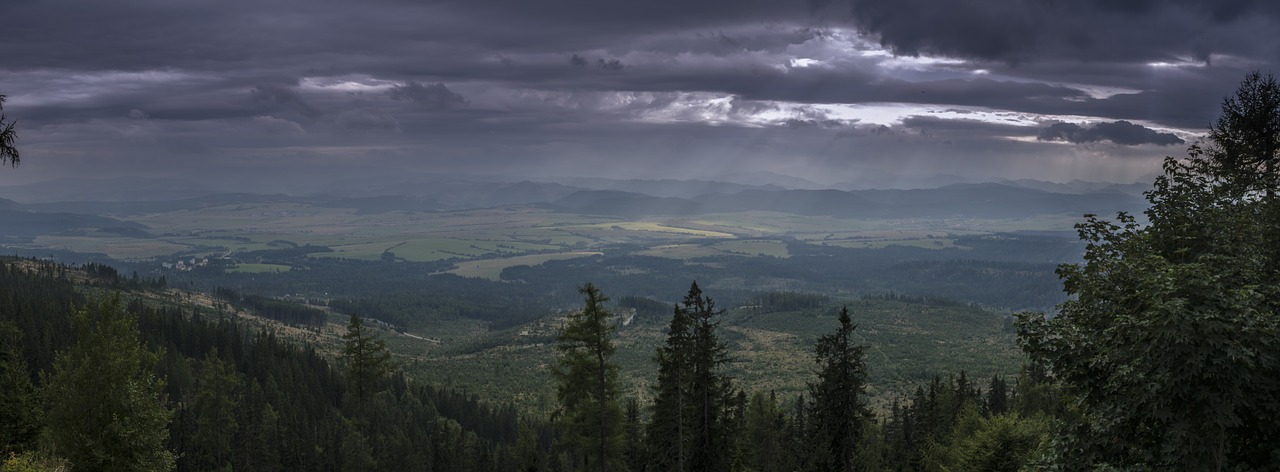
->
(227, 263), (293, 273)
(578, 221), (736, 238)
(394, 298), (1023, 411)
(638, 240), (791, 259)
(30, 235), (194, 260)
(715, 239), (790, 257)
(447, 251), (604, 280)
(820, 238), (958, 250)
(637, 244), (724, 259)
(12, 201), (1080, 269)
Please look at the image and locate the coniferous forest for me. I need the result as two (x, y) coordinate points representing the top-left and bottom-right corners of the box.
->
(2, 74), (1280, 471)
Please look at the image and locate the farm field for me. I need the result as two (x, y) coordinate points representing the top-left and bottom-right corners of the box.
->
(7, 197), (1087, 270)
(446, 251), (604, 280)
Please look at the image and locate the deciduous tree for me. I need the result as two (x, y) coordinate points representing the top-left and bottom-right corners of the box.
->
(1018, 72), (1280, 471)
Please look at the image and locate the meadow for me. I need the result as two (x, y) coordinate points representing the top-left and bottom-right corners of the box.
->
(12, 199), (1085, 282)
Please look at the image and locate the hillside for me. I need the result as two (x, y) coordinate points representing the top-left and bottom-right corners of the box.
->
(384, 295), (1022, 411)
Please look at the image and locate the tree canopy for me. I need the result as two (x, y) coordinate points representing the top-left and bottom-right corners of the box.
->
(807, 306), (871, 472)
(44, 295), (176, 472)
(552, 283), (627, 472)
(1018, 72), (1280, 471)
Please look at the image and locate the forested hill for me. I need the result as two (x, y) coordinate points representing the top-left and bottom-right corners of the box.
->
(0, 258), (541, 471)
(0, 256), (1060, 471)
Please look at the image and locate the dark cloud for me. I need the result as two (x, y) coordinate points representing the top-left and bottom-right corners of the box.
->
(0, 0), (1273, 186)
(900, 115), (1034, 137)
(250, 85), (321, 118)
(1038, 120), (1185, 146)
(784, 118), (845, 129)
(836, 0), (1280, 62)
(386, 82), (468, 109)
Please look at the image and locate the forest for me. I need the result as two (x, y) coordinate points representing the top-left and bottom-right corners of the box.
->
(0, 256), (1052, 471)
(1, 74), (1280, 471)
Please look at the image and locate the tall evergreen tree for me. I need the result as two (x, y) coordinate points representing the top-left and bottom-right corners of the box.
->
(683, 282), (734, 472)
(742, 391), (785, 472)
(552, 283), (626, 472)
(623, 398), (645, 472)
(343, 313), (391, 403)
(0, 322), (39, 454)
(646, 289), (694, 472)
(0, 94), (18, 167)
(807, 306), (870, 472)
(1208, 71), (1280, 197)
(44, 295), (175, 472)
(188, 348), (240, 472)
(986, 375), (1009, 417)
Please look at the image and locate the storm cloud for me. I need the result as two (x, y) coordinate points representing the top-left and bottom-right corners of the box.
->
(0, 0), (1273, 190)
(1038, 121), (1185, 146)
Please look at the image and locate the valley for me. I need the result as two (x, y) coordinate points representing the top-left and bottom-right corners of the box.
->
(0, 178), (1116, 409)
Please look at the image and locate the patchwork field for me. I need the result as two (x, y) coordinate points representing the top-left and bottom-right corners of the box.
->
(4, 198), (1087, 289)
(446, 251), (604, 280)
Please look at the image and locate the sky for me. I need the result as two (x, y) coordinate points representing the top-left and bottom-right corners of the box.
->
(2, 0), (1279, 191)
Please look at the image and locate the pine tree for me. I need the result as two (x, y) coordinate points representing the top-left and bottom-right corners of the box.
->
(742, 391), (785, 472)
(623, 398), (645, 472)
(552, 283), (626, 472)
(189, 348), (241, 472)
(1208, 71), (1280, 197)
(0, 322), (39, 454)
(986, 375), (1009, 417)
(807, 306), (870, 472)
(44, 295), (175, 472)
(683, 282), (734, 472)
(343, 313), (391, 403)
(0, 94), (18, 167)
(646, 291), (694, 472)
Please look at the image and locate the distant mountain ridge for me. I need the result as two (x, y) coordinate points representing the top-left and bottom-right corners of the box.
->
(0, 174), (1151, 220)
(0, 206), (151, 240)
(547, 183), (1145, 218)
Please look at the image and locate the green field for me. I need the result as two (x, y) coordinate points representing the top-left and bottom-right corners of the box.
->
(447, 251), (604, 280)
(227, 263), (293, 273)
(8, 201), (1084, 270)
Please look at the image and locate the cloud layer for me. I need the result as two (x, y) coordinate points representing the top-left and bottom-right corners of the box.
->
(1, 0), (1276, 189)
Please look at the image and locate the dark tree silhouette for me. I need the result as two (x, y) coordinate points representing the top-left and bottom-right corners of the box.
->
(0, 95), (18, 167)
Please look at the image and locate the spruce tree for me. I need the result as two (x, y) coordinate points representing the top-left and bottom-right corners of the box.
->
(684, 282), (734, 472)
(0, 322), (38, 454)
(0, 94), (18, 166)
(552, 283), (626, 472)
(646, 290), (694, 472)
(623, 398), (645, 472)
(343, 313), (391, 403)
(44, 295), (175, 472)
(807, 306), (870, 472)
(986, 375), (1008, 417)
(742, 391), (785, 472)
(190, 348), (241, 472)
